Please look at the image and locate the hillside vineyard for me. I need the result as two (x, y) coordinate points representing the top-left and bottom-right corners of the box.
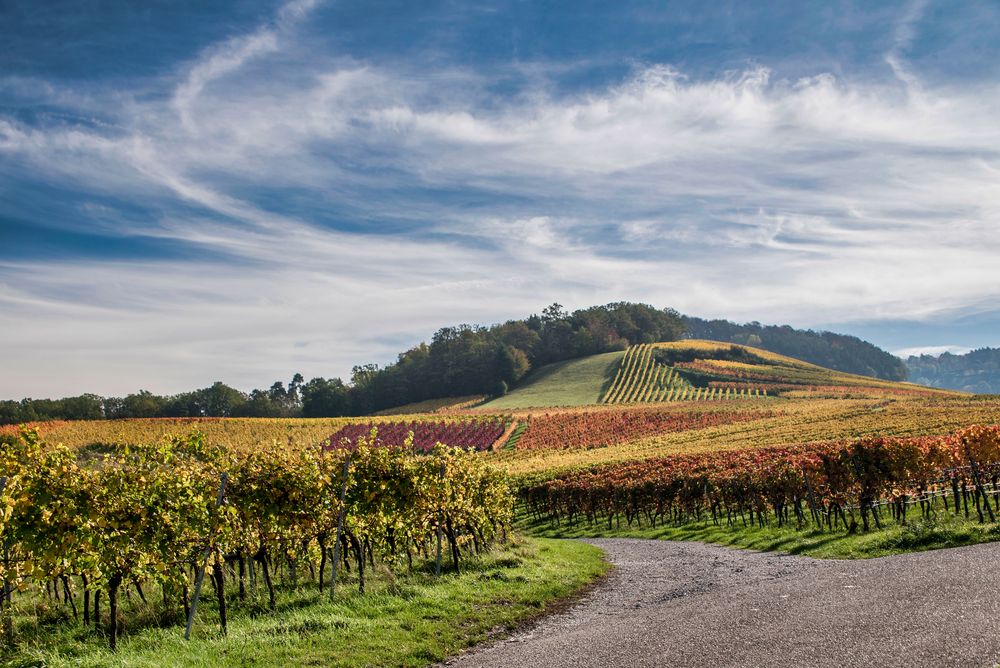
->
(5, 340), (1000, 655)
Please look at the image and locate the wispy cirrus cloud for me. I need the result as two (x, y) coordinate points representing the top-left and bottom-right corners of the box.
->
(171, 0), (322, 130)
(1, 0), (999, 397)
(886, 0), (930, 90)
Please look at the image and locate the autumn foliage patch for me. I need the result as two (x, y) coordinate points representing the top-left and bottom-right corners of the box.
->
(326, 417), (508, 452)
(525, 425), (1000, 533)
(515, 407), (776, 450)
(0, 427), (512, 649)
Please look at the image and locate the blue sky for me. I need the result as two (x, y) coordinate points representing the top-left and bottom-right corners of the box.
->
(2, 0), (1000, 398)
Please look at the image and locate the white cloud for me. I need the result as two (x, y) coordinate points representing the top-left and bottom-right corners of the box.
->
(171, 0), (321, 130)
(3, 0), (1000, 396)
(172, 30), (279, 130)
(886, 0), (930, 91)
(895, 345), (972, 358)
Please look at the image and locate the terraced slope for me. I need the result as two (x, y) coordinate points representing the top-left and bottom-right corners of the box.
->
(602, 343), (764, 404)
(601, 339), (955, 404)
(480, 339), (953, 412)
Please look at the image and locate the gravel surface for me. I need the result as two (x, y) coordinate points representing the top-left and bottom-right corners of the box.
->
(444, 539), (1000, 668)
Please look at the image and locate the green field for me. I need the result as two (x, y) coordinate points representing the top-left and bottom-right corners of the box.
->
(4, 538), (607, 668)
(479, 351), (624, 409)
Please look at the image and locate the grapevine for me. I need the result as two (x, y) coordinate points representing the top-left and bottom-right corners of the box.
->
(524, 425), (1000, 534)
(0, 427), (513, 649)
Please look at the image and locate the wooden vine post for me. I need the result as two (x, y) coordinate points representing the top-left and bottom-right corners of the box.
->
(329, 455), (351, 599)
(0, 477), (11, 646)
(964, 441), (996, 523)
(436, 460), (445, 577)
(801, 466), (821, 527)
(185, 472), (228, 640)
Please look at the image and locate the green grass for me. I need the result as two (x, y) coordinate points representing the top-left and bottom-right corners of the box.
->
(480, 351), (625, 409)
(519, 510), (1000, 560)
(503, 421), (529, 450)
(2, 537), (607, 668)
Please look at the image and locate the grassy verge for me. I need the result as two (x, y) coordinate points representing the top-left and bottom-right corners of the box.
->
(2, 537), (607, 668)
(519, 511), (1000, 559)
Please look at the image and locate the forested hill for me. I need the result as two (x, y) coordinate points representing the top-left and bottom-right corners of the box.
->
(1, 302), (686, 422)
(905, 348), (1000, 394)
(344, 308), (909, 413)
(344, 303), (686, 414)
(1, 302), (911, 423)
(683, 317), (908, 382)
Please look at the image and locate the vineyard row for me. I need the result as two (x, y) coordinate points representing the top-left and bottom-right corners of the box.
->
(602, 344), (767, 405)
(0, 427), (513, 649)
(326, 418), (509, 452)
(523, 425), (1000, 534)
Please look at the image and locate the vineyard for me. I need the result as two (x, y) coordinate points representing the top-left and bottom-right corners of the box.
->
(602, 342), (770, 405)
(12, 395), (1000, 484)
(600, 341), (954, 406)
(327, 418), (509, 452)
(0, 427), (512, 650)
(0, 416), (498, 456)
(513, 407), (776, 451)
(524, 425), (1000, 533)
(602, 344), (689, 404)
(4, 340), (1000, 663)
(494, 394), (1000, 476)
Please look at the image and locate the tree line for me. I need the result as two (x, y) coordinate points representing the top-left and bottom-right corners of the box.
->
(905, 347), (1000, 394)
(0, 377), (308, 424)
(683, 316), (908, 381)
(1, 302), (909, 424)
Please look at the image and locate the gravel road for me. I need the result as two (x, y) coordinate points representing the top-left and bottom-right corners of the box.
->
(444, 538), (1000, 668)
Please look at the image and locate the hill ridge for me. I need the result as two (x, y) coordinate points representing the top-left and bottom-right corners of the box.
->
(476, 339), (956, 411)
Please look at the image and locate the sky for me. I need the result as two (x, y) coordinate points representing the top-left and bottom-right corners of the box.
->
(2, 0), (1000, 399)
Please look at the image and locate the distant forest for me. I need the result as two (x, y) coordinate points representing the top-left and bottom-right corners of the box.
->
(1, 302), (910, 424)
(683, 317), (908, 381)
(905, 348), (1000, 394)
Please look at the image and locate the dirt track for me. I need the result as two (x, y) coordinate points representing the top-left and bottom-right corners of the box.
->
(445, 538), (1000, 668)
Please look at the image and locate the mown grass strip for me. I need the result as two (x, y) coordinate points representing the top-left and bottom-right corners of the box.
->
(4, 537), (607, 668)
(519, 511), (1000, 560)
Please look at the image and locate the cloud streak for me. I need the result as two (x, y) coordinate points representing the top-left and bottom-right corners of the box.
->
(2, 0), (1000, 397)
